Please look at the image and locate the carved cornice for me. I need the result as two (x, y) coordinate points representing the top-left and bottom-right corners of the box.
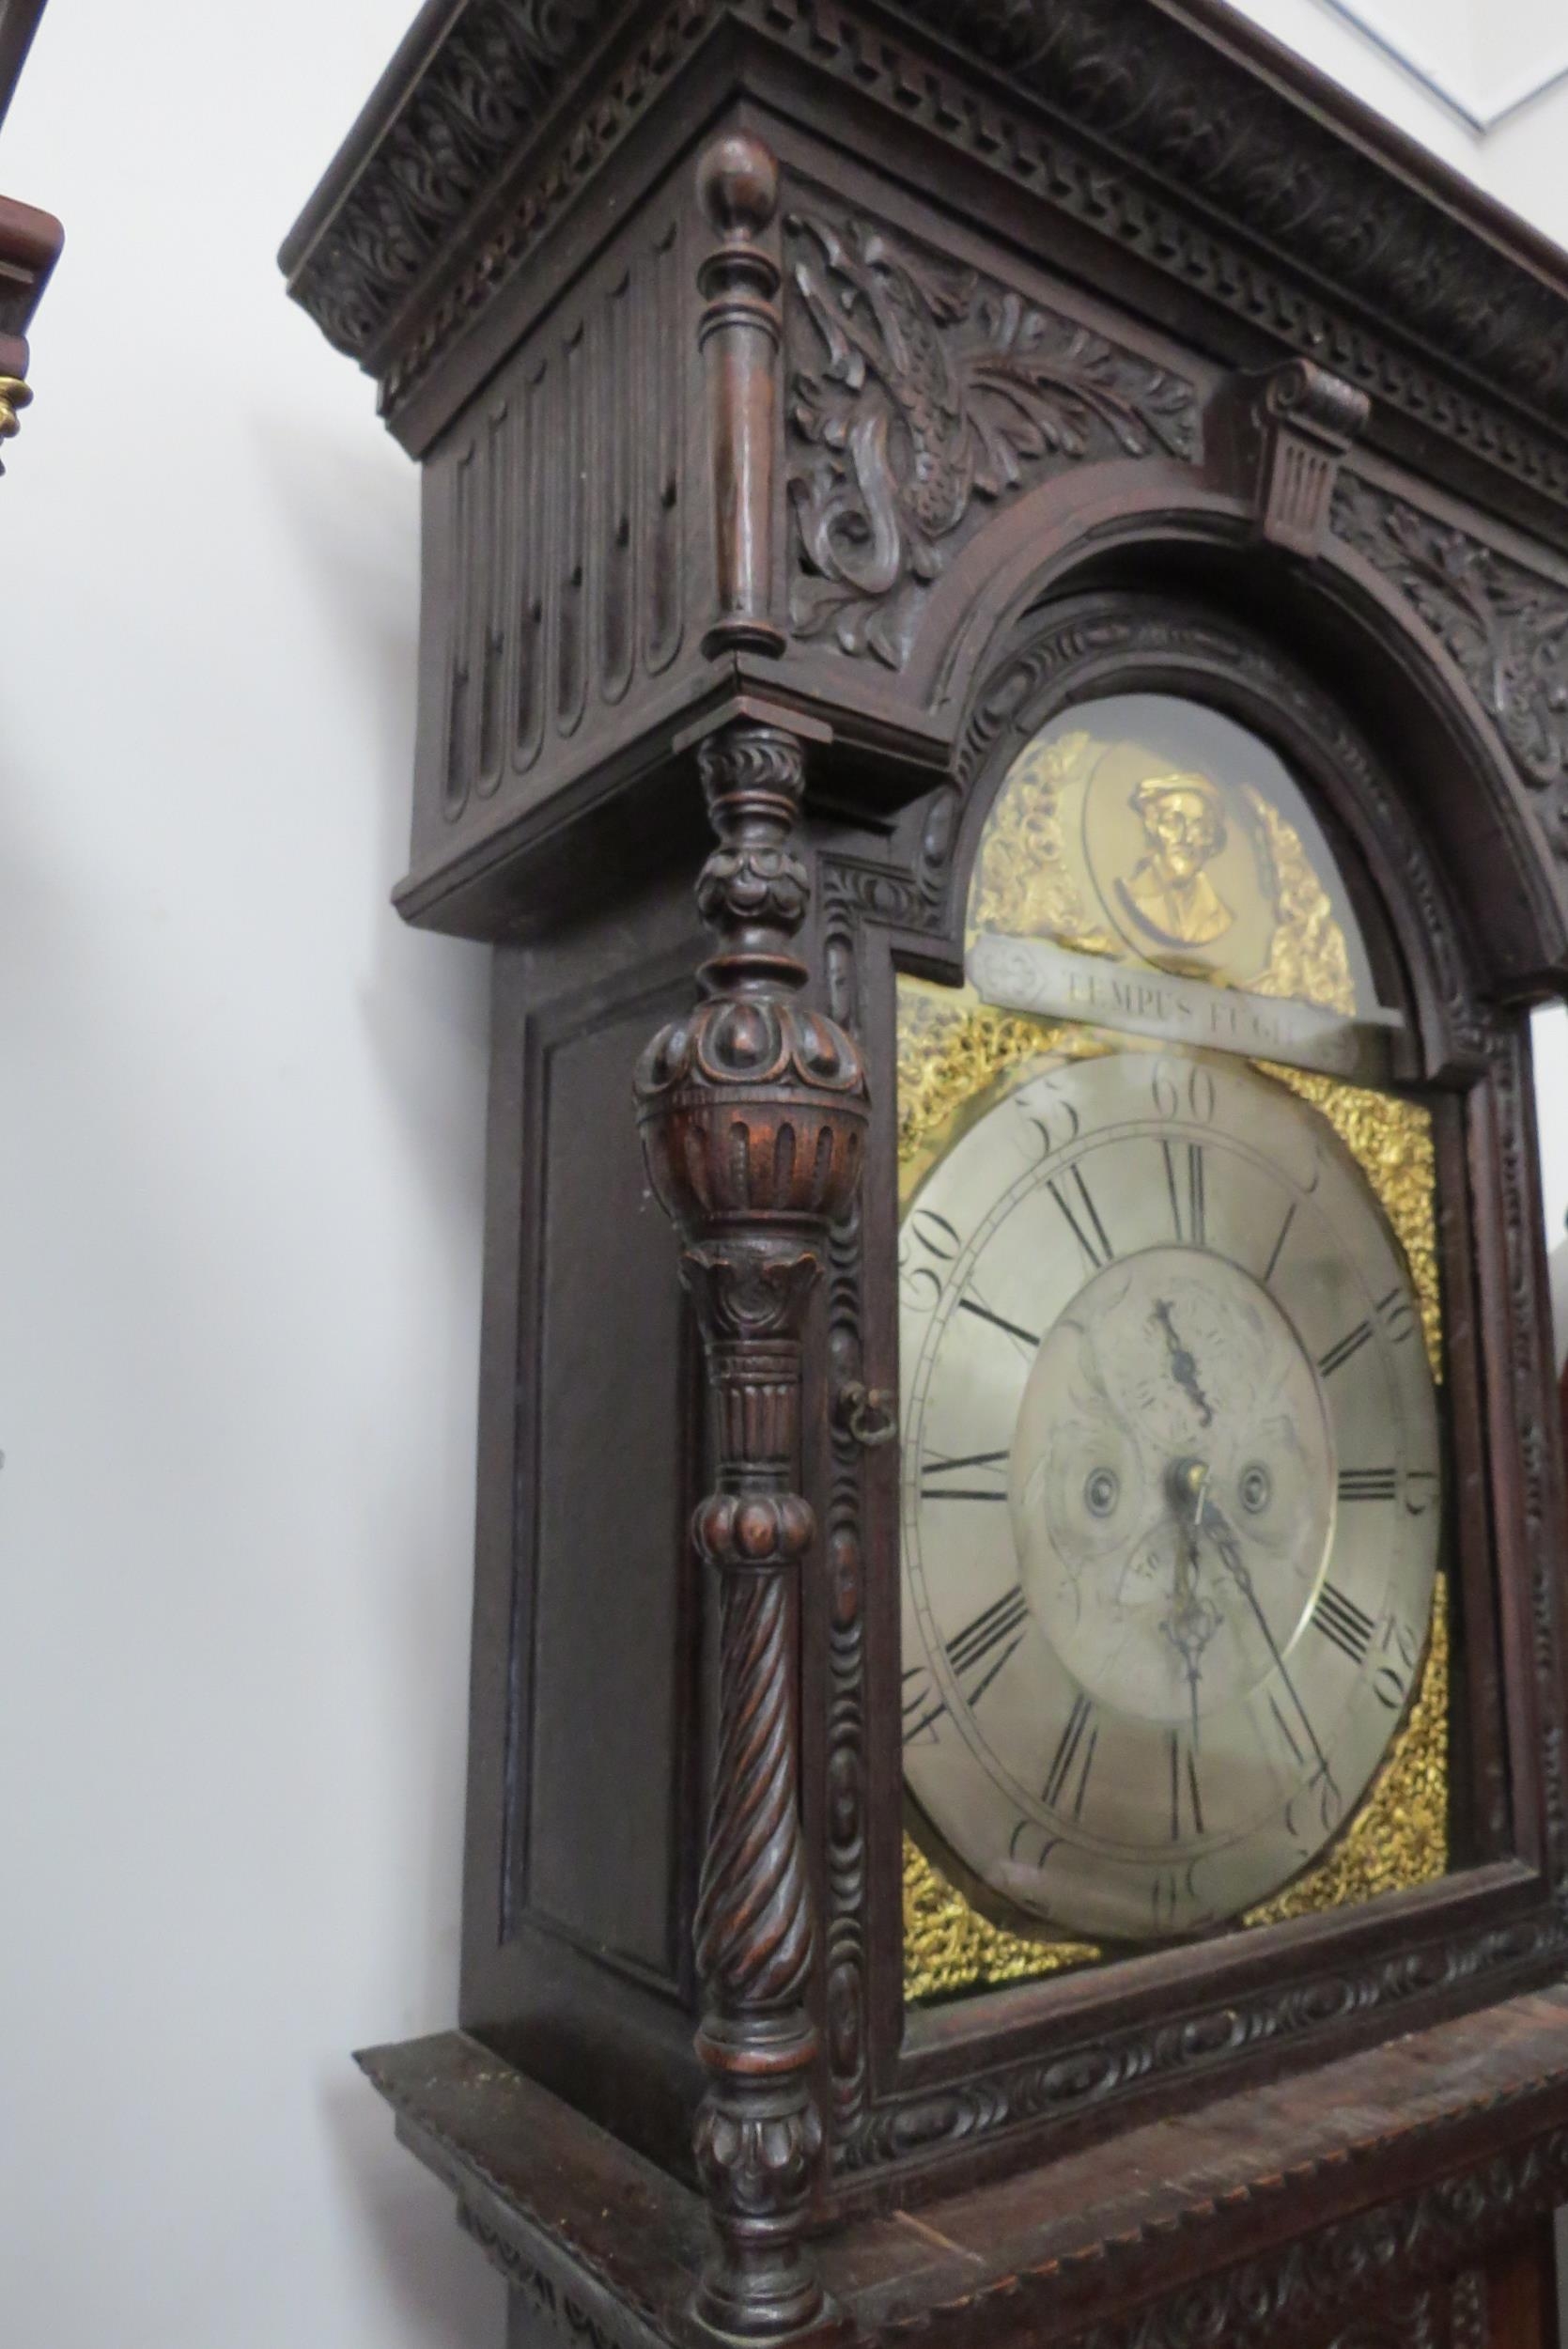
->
(888, 0), (1568, 424)
(284, 0), (718, 418)
(279, 0), (627, 363)
(286, 0), (1568, 521)
(753, 0), (1568, 517)
(1332, 478), (1568, 858)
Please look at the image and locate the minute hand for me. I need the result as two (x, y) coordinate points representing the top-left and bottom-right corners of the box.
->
(1200, 1495), (1336, 1784)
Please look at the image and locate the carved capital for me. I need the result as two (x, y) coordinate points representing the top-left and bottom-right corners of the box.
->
(682, 1246), (821, 1344)
(1236, 359), (1371, 558)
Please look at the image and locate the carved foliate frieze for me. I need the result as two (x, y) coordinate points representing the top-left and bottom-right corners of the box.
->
(784, 206), (1197, 667)
(1333, 479), (1568, 857)
(846, 1916), (1564, 2173)
(436, 214), (687, 825)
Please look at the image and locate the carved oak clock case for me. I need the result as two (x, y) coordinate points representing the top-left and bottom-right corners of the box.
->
(283, 2), (1568, 2344)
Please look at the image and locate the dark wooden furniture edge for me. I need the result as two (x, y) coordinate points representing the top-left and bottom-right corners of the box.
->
(0, 0), (46, 132)
(0, 192), (62, 391)
(360, 1985), (1568, 2347)
(0, 0), (61, 443)
(279, 0), (1568, 373)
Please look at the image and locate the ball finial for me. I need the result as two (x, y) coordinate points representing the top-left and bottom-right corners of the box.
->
(696, 133), (780, 242)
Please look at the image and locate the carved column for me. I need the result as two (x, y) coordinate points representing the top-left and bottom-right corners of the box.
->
(695, 132), (785, 660)
(635, 720), (866, 2337)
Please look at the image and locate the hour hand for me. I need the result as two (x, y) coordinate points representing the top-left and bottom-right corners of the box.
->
(1150, 1299), (1214, 1427)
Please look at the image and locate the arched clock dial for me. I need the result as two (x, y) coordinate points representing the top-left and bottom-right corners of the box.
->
(899, 1048), (1442, 1945)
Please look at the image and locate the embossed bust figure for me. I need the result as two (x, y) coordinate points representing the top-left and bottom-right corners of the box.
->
(1116, 770), (1235, 950)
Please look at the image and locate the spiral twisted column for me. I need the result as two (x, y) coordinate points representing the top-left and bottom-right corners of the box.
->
(635, 720), (866, 2338)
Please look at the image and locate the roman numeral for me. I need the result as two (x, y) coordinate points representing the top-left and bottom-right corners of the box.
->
(1264, 1202), (1296, 1286)
(1318, 1319), (1374, 1378)
(920, 1449), (1010, 1502)
(957, 1296), (1041, 1350)
(1339, 1467), (1397, 1502)
(1047, 1167), (1115, 1271)
(1312, 1580), (1376, 1667)
(1163, 1140), (1206, 1249)
(945, 1586), (1030, 1711)
(1042, 1691), (1097, 1816)
(1169, 1731), (1205, 1841)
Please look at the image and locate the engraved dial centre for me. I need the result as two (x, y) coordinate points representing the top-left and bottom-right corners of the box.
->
(1009, 1249), (1335, 1725)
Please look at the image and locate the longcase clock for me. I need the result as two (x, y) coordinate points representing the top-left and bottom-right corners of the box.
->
(283, 2), (1568, 2343)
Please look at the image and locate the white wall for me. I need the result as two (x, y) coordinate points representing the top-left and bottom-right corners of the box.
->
(0, 7), (501, 2346)
(3, 6), (1568, 2349)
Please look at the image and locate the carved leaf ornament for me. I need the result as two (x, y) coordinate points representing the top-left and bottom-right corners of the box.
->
(1335, 480), (1568, 848)
(786, 210), (1197, 666)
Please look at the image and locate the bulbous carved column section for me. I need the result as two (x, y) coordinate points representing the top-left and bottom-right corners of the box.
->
(635, 722), (867, 2339)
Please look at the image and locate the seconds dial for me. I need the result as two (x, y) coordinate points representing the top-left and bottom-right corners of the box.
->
(899, 1048), (1441, 1944)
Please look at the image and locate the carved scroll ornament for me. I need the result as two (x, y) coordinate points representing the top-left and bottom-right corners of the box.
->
(785, 209), (1197, 669)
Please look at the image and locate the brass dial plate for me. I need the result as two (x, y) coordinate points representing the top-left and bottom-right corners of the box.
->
(900, 1045), (1442, 1947)
(896, 990), (1449, 1999)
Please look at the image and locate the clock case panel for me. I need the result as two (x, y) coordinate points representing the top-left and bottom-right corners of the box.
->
(458, 856), (716, 2180)
(810, 593), (1568, 2213)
